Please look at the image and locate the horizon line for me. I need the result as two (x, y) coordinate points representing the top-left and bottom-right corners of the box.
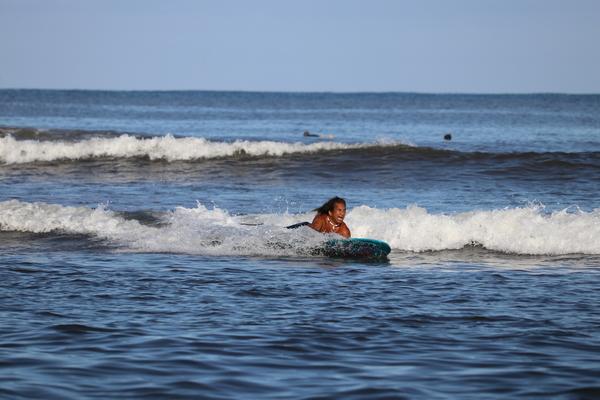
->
(1, 87), (599, 96)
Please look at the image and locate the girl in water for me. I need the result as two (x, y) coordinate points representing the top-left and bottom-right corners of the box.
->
(309, 197), (351, 238)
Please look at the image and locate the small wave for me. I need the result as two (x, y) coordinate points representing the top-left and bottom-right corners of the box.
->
(1, 200), (599, 256)
(0, 126), (127, 142)
(0, 133), (406, 164)
(50, 324), (115, 334)
(2, 128), (600, 173)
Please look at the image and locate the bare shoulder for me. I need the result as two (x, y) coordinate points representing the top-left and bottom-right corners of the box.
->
(312, 213), (326, 223)
(310, 213), (326, 228)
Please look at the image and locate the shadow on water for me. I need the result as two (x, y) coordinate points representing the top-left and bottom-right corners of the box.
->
(0, 231), (111, 253)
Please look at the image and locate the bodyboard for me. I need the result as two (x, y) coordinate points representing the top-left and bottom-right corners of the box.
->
(319, 238), (391, 260)
(286, 222), (391, 260)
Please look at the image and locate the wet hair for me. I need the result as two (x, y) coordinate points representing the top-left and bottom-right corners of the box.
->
(314, 196), (347, 215)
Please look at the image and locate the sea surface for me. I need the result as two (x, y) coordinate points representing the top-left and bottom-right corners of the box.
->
(1, 89), (600, 399)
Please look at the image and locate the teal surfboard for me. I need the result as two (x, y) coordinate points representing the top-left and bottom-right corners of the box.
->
(319, 238), (391, 260)
(285, 222), (391, 260)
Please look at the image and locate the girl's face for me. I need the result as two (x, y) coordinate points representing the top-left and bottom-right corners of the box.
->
(328, 202), (346, 224)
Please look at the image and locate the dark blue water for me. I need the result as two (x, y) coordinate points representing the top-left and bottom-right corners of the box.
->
(1, 90), (600, 398)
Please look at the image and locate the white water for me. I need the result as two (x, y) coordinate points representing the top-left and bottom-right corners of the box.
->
(0, 134), (399, 164)
(346, 204), (600, 255)
(0, 200), (326, 257)
(1, 200), (599, 256)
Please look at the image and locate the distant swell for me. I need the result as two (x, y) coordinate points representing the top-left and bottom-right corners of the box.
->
(2, 128), (600, 170)
(1, 200), (599, 256)
(0, 133), (407, 164)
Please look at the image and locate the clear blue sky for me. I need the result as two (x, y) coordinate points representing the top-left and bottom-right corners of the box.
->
(1, 0), (599, 93)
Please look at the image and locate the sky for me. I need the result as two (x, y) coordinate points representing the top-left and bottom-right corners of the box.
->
(1, 0), (599, 93)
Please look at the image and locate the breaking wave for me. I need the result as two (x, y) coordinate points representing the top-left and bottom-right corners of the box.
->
(2, 129), (600, 174)
(1, 200), (599, 256)
(0, 134), (405, 164)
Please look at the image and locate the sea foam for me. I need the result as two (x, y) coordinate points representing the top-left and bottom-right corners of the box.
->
(0, 200), (325, 257)
(346, 205), (600, 255)
(1, 200), (599, 256)
(0, 134), (390, 164)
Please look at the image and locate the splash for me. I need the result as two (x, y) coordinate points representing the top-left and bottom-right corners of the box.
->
(0, 200), (325, 257)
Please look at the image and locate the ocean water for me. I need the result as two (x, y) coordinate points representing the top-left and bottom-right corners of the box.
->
(1, 89), (600, 399)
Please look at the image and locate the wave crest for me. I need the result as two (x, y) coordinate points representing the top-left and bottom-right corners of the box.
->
(0, 134), (399, 164)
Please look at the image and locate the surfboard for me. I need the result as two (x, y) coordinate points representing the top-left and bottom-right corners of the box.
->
(318, 238), (391, 260)
(286, 222), (391, 260)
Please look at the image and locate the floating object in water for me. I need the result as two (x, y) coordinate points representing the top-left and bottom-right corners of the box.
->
(303, 131), (335, 139)
(317, 238), (391, 260)
(286, 222), (391, 260)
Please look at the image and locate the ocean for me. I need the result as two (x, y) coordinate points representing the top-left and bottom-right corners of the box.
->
(1, 89), (599, 399)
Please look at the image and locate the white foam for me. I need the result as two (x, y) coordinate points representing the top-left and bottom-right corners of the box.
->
(0, 199), (151, 241)
(0, 200), (327, 257)
(1, 200), (599, 256)
(0, 134), (394, 164)
(346, 204), (600, 255)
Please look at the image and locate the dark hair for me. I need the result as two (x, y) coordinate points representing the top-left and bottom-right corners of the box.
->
(314, 197), (346, 215)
